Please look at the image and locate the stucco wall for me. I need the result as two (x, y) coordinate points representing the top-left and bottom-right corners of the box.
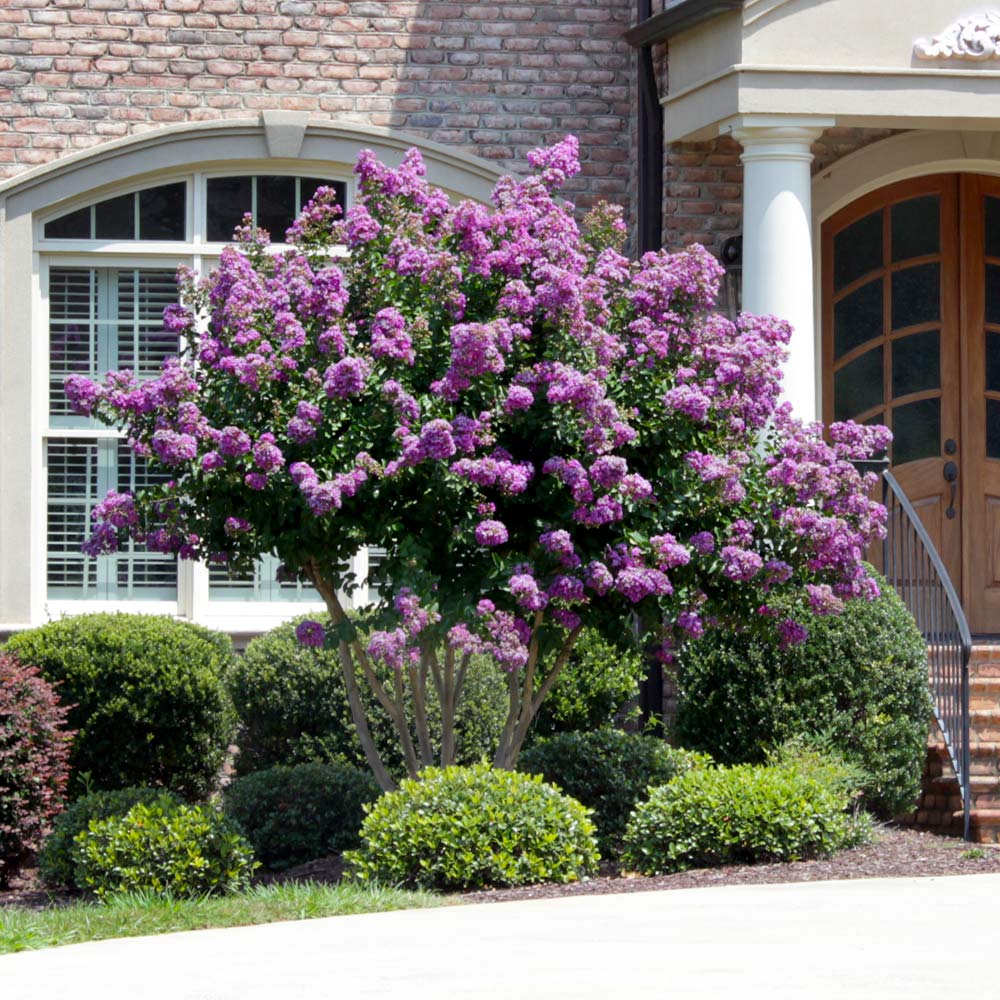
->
(0, 0), (634, 215)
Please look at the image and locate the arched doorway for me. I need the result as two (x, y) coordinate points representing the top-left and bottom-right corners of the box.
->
(822, 174), (1000, 633)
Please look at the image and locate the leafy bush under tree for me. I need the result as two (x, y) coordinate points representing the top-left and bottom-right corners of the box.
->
(0, 652), (73, 888)
(347, 763), (599, 891)
(530, 629), (644, 740)
(674, 572), (930, 817)
(71, 799), (256, 900)
(223, 762), (380, 870)
(6, 613), (236, 799)
(228, 613), (507, 779)
(38, 786), (180, 890)
(622, 758), (872, 875)
(518, 730), (708, 853)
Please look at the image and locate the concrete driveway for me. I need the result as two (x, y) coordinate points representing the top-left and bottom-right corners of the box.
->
(1, 874), (996, 999)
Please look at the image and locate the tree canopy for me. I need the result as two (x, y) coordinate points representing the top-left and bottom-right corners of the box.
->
(67, 137), (889, 787)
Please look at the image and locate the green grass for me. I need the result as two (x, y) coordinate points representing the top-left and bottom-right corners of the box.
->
(0, 882), (445, 955)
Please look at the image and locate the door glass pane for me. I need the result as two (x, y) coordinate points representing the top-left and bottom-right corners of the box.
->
(989, 399), (1000, 459)
(834, 346), (883, 422)
(892, 262), (940, 330)
(834, 278), (883, 360)
(892, 397), (940, 466)
(207, 176), (253, 242)
(834, 210), (882, 292)
(987, 331), (1000, 393)
(892, 330), (940, 398)
(987, 264), (1000, 326)
(95, 193), (135, 240)
(891, 195), (940, 262)
(986, 196), (1000, 258)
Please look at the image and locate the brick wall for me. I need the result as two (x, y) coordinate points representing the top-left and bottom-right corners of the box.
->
(0, 0), (634, 216)
(663, 128), (907, 256)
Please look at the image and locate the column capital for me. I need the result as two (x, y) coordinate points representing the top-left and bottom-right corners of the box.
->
(721, 115), (835, 163)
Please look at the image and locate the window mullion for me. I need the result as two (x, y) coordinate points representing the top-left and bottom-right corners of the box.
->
(96, 438), (115, 599)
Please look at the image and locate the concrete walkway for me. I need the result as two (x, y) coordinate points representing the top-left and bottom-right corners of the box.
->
(2, 874), (998, 999)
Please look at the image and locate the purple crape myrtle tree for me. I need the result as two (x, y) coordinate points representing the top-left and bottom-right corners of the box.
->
(67, 137), (890, 791)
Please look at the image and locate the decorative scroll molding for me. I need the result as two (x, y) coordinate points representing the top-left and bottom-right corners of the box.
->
(915, 12), (1000, 60)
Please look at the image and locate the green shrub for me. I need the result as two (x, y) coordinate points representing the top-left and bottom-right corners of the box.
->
(222, 762), (380, 870)
(622, 759), (872, 875)
(5, 614), (236, 799)
(347, 763), (599, 891)
(38, 786), (180, 890)
(530, 629), (644, 739)
(674, 571), (931, 817)
(228, 613), (507, 778)
(518, 730), (709, 853)
(71, 799), (257, 900)
(0, 652), (73, 888)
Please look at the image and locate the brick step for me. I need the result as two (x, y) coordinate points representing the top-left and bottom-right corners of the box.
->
(928, 773), (1000, 795)
(968, 645), (1000, 665)
(970, 676), (1000, 694)
(958, 809), (1000, 844)
(969, 707), (1000, 725)
(970, 694), (1000, 711)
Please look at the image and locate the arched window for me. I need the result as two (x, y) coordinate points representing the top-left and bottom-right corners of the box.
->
(0, 118), (503, 632)
(39, 170), (352, 620)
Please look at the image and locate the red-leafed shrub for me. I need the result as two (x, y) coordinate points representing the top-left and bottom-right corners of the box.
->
(0, 651), (73, 887)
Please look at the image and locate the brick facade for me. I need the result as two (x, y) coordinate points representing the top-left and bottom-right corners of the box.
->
(0, 0), (634, 216)
(663, 128), (907, 256)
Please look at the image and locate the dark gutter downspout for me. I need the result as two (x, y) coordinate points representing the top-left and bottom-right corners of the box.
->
(636, 0), (663, 256)
(627, 1), (743, 729)
(626, 1), (743, 255)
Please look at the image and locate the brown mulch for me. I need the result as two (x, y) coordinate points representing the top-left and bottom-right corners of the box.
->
(4, 826), (1000, 912)
(461, 827), (1000, 905)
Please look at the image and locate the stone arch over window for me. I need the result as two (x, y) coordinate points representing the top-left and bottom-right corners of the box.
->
(0, 117), (504, 632)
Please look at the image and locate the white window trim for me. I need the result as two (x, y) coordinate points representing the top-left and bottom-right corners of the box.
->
(34, 169), (368, 630)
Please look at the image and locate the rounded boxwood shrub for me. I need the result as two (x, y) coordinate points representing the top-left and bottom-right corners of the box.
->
(0, 652), (73, 888)
(222, 762), (380, 870)
(71, 799), (257, 900)
(622, 760), (871, 875)
(38, 786), (180, 890)
(228, 613), (507, 778)
(530, 629), (645, 739)
(518, 730), (709, 853)
(674, 571), (931, 817)
(347, 763), (599, 891)
(5, 613), (236, 799)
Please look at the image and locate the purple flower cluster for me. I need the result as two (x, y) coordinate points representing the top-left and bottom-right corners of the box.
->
(366, 588), (441, 670)
(324, 356), (371, 399)
(74, 135), (890, 679)
(295, 620), (326, 648)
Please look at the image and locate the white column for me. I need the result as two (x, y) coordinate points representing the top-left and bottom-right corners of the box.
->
(728, 117), (833, 422)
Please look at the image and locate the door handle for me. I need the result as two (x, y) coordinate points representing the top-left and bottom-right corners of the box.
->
(943, 460), (958, 519)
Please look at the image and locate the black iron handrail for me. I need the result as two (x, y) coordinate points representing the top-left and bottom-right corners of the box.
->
(877, 467), (972, 840)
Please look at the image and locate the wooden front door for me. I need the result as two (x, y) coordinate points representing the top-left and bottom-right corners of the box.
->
(823, 174), (1000, 634)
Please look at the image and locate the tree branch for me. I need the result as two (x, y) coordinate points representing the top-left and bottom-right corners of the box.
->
(304, 562), (395, 791)
(408, 651), (435, 769)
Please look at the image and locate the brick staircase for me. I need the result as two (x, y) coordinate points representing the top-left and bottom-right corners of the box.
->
(911, 645), (1000, 842)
